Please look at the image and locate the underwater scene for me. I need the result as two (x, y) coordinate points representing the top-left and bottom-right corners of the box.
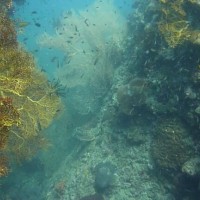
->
(1, 0), (200, 199)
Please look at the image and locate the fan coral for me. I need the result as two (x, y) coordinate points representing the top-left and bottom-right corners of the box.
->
(0, 3), (61, 176)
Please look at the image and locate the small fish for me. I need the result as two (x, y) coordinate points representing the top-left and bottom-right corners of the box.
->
(41, 68), (46, 72)
(94, 58), (99, 65)
(75, 25), (78, 32)
(150, 48), (156, 52)
(84, 19), (89, 26)
(51, 57), (57, 62)
(17, 21), (30, 28)
(35, 22), (41, 27)
(57, 60), (60, 68)
(31, 11), (37, 14)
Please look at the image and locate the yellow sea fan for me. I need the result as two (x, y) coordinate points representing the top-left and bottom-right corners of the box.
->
(158, 20), (191, 47)
(0, 45), (61, 175)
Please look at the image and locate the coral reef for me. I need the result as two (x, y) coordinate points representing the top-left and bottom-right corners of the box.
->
(43, 0), (200, 198)
(3, 0), (200, 199)
(117, 0), (200, 198)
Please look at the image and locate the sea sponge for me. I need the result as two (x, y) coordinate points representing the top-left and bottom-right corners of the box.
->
(94, 162), (116, 192)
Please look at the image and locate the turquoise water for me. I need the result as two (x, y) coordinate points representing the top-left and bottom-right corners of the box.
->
(14, 0), (131, 78)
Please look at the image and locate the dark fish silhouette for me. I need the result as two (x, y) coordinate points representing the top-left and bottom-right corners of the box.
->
(35, 22), (41, 27)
